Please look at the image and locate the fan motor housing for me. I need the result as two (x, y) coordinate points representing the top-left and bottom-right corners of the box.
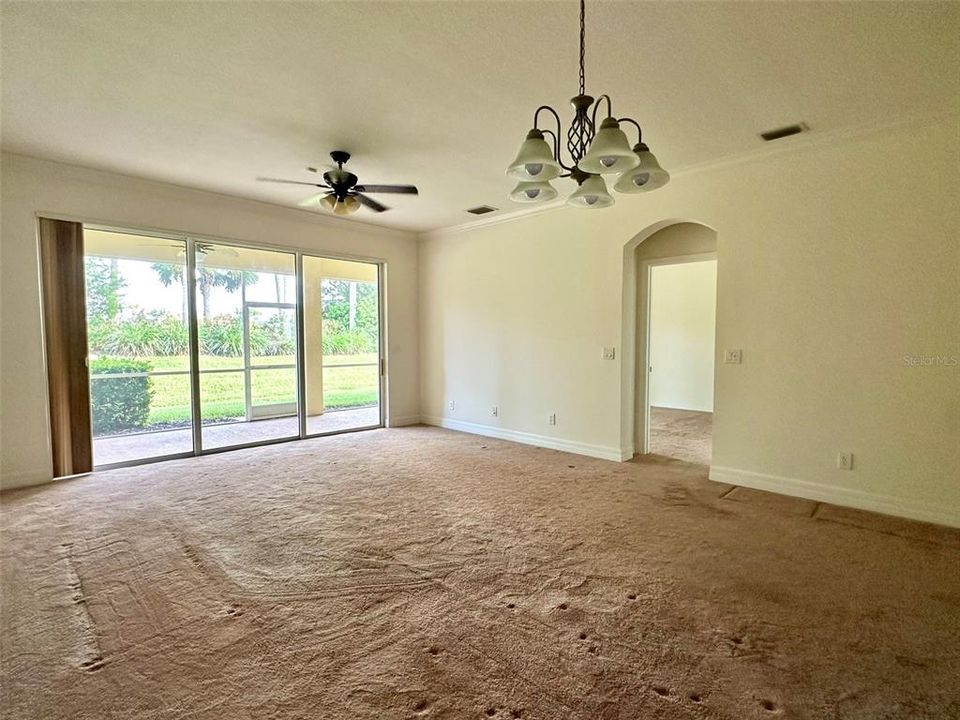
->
(323, 169), (358, 195)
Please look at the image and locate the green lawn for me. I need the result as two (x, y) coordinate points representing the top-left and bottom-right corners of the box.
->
(95, 354), (379, 427)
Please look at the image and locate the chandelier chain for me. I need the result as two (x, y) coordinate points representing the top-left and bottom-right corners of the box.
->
(578, 0), (586, 95)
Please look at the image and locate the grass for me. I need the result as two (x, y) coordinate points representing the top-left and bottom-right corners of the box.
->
(95, 353), (379, 428)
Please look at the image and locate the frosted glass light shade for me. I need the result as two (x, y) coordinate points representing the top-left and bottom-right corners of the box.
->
(333, 195), (361, 215)
(578, 118), (639, 175)
(506, 129), (561, 181)
(567, 174), (614, 209)
(509, 180), (558, 204)
(613, 147), (670, 193)
(321, 193), (338, 210)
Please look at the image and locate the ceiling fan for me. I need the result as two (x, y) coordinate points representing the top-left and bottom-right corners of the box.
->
(257, 151), (418, 215)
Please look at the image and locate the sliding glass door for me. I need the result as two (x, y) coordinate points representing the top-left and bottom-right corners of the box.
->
(84, 229), (195, 466)
(194, 243), (299, 451)
(81, 227), (383, 470)
(302, 256), (382, 436)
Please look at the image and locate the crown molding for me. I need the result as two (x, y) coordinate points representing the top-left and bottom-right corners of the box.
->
(419, 109), (958, 241)
(1, 151), (418, 241)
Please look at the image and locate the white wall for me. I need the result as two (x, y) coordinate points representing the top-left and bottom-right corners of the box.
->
(0, 153), (420, 490)
(419, 115), (960, 528)
(648, 260), (717, 412)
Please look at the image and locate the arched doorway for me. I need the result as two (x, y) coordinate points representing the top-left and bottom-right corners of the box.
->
(619, 221), (718, 462)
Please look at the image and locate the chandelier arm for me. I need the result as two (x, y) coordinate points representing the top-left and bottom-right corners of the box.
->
(534, 105), (575, 171)
(533, 105), (562, 134)
(590, 94), (613, 129)
(617, 117), (643, 145)
(540, 129), (560, 163)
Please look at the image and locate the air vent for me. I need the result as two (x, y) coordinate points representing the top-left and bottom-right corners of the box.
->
(760, 123), (808, 142)
(466, 205), (498, 215)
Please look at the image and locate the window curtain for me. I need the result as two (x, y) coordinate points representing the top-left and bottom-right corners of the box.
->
(39, 218), (93, 476)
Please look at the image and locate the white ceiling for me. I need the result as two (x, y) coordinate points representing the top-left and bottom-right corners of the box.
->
(2, 1), (958, 232)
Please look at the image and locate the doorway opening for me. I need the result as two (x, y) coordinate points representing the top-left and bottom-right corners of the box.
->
(645, 257), (717, 464)
(622, 221), (718, 465)
(75, 225), (384, 470)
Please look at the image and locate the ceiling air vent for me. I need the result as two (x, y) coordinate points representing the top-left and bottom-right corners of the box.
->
(466, 205), (498, 215)
(760, 123), (808, 142)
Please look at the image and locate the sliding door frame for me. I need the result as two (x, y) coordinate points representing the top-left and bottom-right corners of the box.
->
(299, 251), (386, 439)
(63, 216), (387, 471)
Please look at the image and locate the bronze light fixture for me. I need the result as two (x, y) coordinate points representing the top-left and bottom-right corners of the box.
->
(506, 0), (669, 208)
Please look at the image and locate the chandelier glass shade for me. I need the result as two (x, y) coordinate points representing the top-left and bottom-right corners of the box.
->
(505, 0), (669, 207)
(510, 180), (560, 203)
(507, 130), (562, 181)
(567, 174), (614, 209)
(613, 144), (670, 193)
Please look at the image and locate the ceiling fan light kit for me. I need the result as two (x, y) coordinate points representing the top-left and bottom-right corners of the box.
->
(505, 0), (669, 208)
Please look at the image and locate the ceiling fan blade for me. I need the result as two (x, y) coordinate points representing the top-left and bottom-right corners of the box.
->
(354, 193), (389, 213)
(297, 192), (330, 208)
(353, 184), (418, 195)
(256, 177), (329, 188)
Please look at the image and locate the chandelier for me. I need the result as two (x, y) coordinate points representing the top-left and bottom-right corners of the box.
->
(506, 0), (669, 208)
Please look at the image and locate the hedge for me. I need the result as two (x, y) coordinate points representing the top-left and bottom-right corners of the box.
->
(89, 357), (154, 435)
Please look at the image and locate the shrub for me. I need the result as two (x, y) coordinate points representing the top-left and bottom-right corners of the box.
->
(200, 315), (244, 357)
(151, 315), (189, 355)
(322, 326), (377, 355)
(91, 313), (188, 357)
(89, 357), (154, 435)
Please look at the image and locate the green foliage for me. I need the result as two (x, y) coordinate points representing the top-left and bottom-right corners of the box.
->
(249, 312), (296, 356)
(89, 357), (154, 435)
(321, 326), (375, 355)
(85, 257), (126, 322)
(320, 279), (379, 354)
(95, 312), (188, 356)
(199, 315), (244, 357)
(198, 313), (294, 357)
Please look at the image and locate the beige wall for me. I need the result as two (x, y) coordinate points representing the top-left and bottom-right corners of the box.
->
(420, 116), (960, 527)
(648, 260), (717, 413)
(0, 153), (420, 490)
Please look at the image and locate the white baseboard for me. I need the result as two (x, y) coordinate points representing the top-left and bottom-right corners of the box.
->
(709, 465), (960, 529)
(421, 415), (630, 462)
(388, 414), (421, 428)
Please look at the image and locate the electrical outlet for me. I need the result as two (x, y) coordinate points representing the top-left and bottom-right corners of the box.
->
(491, 406), (499, 417)
(837, 451), (853, 470)
(448, 400), (455, 411)
(602, 346), (616, 361)
(547, 413), (557, 426)
(724, 349), (742, 364)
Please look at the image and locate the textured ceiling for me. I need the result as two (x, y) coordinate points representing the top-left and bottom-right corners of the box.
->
(2, 1), (958, 232)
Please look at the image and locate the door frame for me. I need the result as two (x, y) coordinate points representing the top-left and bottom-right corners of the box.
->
(638, 252), (717, 454)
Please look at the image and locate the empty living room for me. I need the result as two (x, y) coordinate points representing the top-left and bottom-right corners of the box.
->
(2, 1), (959, 718)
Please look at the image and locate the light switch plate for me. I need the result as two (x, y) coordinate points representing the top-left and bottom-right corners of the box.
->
(724, 349), (742, 364)
(602, 347), (616, 360)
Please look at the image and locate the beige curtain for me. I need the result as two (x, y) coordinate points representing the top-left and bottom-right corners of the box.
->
(39, 218), (93, 476)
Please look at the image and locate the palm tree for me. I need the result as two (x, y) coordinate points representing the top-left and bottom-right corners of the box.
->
(151, 263), (255, 320)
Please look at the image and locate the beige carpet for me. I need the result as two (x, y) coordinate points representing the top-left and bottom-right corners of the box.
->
(648, 406), (713, 465)
(2, 427), (958, 719)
